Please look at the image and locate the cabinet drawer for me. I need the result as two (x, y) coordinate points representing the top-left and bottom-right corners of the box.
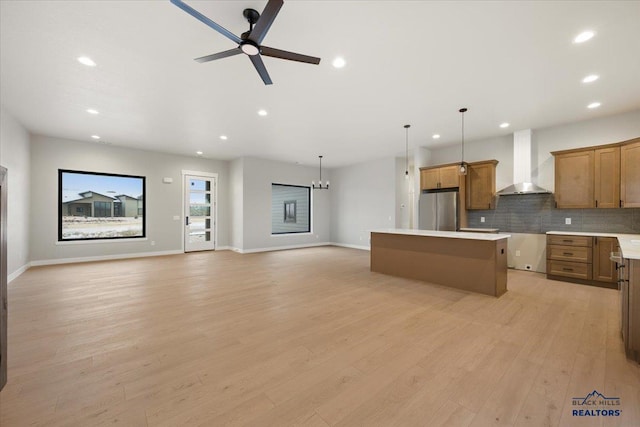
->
(547, 260), (592, 280)
(547, 245), (592, 263)
(547, 235), (592, 247)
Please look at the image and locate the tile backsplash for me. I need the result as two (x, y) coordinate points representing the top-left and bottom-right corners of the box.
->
(467, 194), (640, 234)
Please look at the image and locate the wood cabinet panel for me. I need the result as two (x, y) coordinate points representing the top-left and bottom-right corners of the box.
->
(420, 168), (440, 190)
(420, 165), (460, 190)
(547, 235), (592, 247)
(439, 166), (460, 189)
(548, 245), (592, 263)
(594, 147), (620, 208)
(593, 237), (617, 283)
(621, 140), (640, 208)
(547, 260), (592, 280)
(554, 150), (594, 208)
(466, 161), (497, 210)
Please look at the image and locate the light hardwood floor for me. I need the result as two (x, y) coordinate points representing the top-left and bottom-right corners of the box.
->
(1, 246), (639, 426)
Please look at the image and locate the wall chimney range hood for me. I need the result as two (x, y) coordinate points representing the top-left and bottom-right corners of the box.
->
(496, 129), (551, 195)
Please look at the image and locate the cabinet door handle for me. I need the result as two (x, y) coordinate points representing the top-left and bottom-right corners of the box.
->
(595, 200), (598, 208)
(562, 268), (574, 272)
(563, 252), (574, 256)
(562, 239), (573, 243)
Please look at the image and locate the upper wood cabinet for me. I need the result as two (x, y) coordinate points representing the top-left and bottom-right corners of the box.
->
(466, 160), (498, 210)
(621, 140), (640, 208)
(420, 165), (459, 190)
(552, 138), (640, 209)
(553, 150), (595, 208)
(594, 147), (620, 208)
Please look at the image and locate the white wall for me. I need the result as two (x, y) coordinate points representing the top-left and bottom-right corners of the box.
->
(238, 157), (331, 252)
(395, 157), (412, 229)
(0, 108), (30, 280)
(229, 158), (243, 250)
(29, 135), (230, 263)
(330, 157), (396, 248)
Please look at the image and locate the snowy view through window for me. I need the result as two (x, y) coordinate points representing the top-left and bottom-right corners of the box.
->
(59, 170), (145, 240)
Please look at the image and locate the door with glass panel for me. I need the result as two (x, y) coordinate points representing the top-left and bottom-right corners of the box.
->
(184, 175), (216, 252)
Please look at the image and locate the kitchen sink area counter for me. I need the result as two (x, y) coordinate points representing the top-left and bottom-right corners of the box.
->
(370, 229), (510, 297)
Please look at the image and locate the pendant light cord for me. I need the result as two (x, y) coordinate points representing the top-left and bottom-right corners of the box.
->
(404, 124), (410, 175)
(459, 108), (467, 165)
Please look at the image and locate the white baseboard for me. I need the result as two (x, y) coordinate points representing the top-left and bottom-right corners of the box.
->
(8, 263), (31, 283)
(234, 242), (331, 254)
(215, 246), (232, 251)
(330, 242), (371, 251)
(30, 250), (184, 267)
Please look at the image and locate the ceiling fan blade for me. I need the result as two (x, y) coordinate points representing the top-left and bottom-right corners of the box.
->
(260, 46), (321, 65)
(171, 0), (241, 44)
(248, 0), (283, 45)
(249, 55), (273, 85)
(195, 48), (242, 63)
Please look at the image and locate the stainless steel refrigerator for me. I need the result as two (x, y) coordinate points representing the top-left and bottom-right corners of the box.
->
(419, 189), (458, 231)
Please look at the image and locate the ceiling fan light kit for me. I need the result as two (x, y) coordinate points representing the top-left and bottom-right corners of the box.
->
(171, 0), (321, 85)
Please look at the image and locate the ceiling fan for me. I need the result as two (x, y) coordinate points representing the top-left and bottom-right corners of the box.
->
(171, 0), (321, 85)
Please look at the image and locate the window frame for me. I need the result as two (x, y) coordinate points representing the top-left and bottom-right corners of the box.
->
(271, 183), (311, 235)
(58, 169), (146, 242)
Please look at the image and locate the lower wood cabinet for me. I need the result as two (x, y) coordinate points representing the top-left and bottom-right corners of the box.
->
(546, 234), (617, 287)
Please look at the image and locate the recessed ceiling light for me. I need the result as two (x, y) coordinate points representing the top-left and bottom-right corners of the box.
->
(87, 109), (99, 115)
(499, 122), (510, 128)
(432, 134), (440, 139)
(196, 151), (203, 155)
(258, 109), (267, 116)
(582, 74), (599, 83)
(91, 135), (100, 140)
(77, 56), (96, 67)
(573, 31), (595, 44)
(219, 135), (228, 140)
(587, 102), (601, 109)
(332, 57), (346, 68)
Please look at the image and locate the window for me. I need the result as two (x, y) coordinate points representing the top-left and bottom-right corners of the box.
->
(59, 169), (146, 241)
(284, 201), (296, 223)
(272, 184), (310, 234)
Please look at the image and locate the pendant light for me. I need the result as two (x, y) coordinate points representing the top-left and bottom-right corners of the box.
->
(312, 155), (329, 190)
(458, 107), (468, 175)
(404, 124), (410, 179)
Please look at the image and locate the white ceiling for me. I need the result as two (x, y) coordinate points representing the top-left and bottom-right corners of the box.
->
(1, 1), (639, 168)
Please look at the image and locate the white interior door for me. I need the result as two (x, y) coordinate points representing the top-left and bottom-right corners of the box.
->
(184, 174), (216, 252)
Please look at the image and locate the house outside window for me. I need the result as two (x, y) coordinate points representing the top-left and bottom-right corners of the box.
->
(271, 184), (310, 234)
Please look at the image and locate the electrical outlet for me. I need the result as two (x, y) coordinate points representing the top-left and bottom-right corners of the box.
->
(151, 241), (155, 246)
(565, 217), (571, 225)
(480, 217), (485, 223)
(173, 215), (180, 220)
(515, 250), (521, 256)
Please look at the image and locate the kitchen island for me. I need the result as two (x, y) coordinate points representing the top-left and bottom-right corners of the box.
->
(370, 229), (510, 297)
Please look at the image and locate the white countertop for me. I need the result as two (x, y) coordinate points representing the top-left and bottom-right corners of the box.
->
(547, 231), (640, 260)
(371, 228), (511, 241)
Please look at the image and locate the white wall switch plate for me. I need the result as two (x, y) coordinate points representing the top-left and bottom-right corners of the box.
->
(480, 217), (485, 223)
(565, 218), (571, 225)
(173, 215), (180, 220)
(515, 250), (521, 257)
(162, 177), (173, 184)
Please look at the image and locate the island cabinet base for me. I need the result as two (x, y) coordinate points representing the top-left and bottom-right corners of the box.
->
(370, 232), (508, 297)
